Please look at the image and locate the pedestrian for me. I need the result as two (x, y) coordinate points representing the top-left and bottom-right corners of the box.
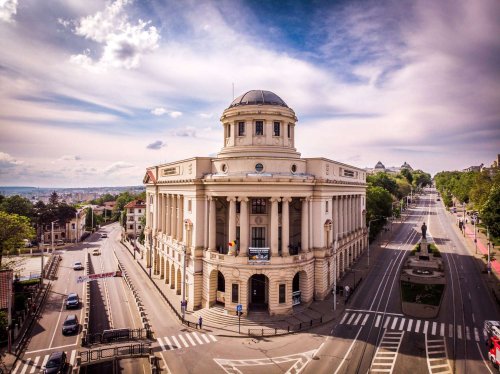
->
(198, 316), (203, 329)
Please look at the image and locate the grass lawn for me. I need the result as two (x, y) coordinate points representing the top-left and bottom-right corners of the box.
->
(410, 243), (441, 257)
(401, 281), (445, 306)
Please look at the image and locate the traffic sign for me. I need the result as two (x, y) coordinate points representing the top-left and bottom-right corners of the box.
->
(236, 304), (242, 312)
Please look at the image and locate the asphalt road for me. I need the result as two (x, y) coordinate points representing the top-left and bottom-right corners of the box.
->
(12, 191), (499, 373)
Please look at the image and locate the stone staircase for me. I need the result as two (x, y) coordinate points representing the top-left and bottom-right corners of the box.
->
(191, 305), (288, 329)
(191, 304), (324, 332)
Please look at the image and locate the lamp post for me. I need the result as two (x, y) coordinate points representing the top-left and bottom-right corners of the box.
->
(75, 211), (78, 243)
(50, 220), (57, 253)
(149, 232), (152, 278)
(473, 217), (477, 254)
(487, 227), (491, 275)
(133, 220), (137, 260)
(181, 244), (187, 320)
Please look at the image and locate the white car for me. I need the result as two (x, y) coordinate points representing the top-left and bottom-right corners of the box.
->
(92, 248), (101, 256)
(73, 261), (84, 270)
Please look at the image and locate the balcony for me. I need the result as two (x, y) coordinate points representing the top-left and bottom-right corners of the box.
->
(205, 248), (313, 267)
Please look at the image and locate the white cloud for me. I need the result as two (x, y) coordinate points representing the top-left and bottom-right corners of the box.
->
(0, 0), (17, 22)
(169, 111), (182, 118)
(199, 113), (213, 119)
(72, 0), (159, 70)
(0, 151), (23, 167)
(103, 161), (135, 174)
(151, 107), (167, 116)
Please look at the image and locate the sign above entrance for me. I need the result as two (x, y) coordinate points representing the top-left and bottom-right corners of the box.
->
(77, 271), (121, 283)
(248, 247), (270, 263)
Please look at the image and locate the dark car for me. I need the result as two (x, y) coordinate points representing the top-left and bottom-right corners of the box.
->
(43, 351), (67, 374)
(62, 314), (79, 335)
(101, 233), (108, 238)
(65, 293), (79, 309)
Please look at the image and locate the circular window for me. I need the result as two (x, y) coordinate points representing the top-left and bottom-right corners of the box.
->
(291, 164), (297, 173)
(255, 163), (264, 173)
(221, 164), (227, 173)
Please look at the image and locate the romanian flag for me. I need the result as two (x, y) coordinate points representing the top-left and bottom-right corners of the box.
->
(228, 240), (237, 247)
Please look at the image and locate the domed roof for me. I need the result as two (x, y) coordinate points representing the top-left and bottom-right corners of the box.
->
(228, 90), (288, 108)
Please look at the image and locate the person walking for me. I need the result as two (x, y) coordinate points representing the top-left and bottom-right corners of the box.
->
(198, 316), (203, 329)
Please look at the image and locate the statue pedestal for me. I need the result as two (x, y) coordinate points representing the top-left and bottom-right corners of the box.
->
(420, 238), (428, 256)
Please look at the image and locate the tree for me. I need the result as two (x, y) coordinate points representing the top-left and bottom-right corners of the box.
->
(401, 168), (413, 184)
(0, 195), (34, 220)
(366, 186), (392, 241)
(395, 178), (412, 200)
(481, 184), (500, 237)
(56, 203), (77, 225)
(49, 191), (59, 205)
(0, 212), (35, 267)
(367, 173), (398, 196)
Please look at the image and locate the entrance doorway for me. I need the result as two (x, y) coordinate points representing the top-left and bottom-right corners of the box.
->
(249, 274), (268, 310)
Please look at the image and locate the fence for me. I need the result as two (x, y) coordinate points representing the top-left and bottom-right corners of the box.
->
(79, 343), (151, 365)
(82, 328), (152, 346)
(248, 316), (323, 337)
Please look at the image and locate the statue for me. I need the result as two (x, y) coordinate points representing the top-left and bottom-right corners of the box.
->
(421, 222), (427, 239)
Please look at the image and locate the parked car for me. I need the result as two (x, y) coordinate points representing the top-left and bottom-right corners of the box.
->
(73, 261), (84, 271)
(62, 314), (79, 335)
(43, 351), (67, 374)
(65, 293), (79, 309)
(56, 240), (65, 246)
(92, 248), (101, 256)
(101, 233), (108, 238)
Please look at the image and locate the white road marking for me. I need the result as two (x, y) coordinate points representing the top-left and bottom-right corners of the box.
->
(70, 349), (77, 366)
(201, 333), (211, 343)
(362, 314), (369, 326)
(347, 313), (356, 325)
(354, 314), (362, 326)
(157, 337), (166, 350)
(415, 320), (421, 333)
(164, 336), (173, 350)
(466, 326), (471, 341)
(29, 356), (40, 373)
(170, 335), (182, 349)
(449, 324), (453, 338)
(340, 313), (349, 324)
(432, 322), (437, 335)
(407, 319), (413, 332)
(375, 315), (381, 328)
(208, 334), (218, 342)
(192, 332), (205, 345)
(457, 326), (462, 340)
(178, 334), (190, 348)
(185, 333), (197, 346)
(440, 323), (445, 337)
(474, 327), (480, 342)
(391, 317), (398, 330)
(334, 326), (364, 374)
(423, 321), (429, 335)
(399, 318), (405, 330)
(425, 335), (452, 374)
(383, 316), (391, 329)
(370, 329), (404, 374)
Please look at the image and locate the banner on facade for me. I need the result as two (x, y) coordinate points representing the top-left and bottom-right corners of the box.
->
(77, 271), (121, 283)
(0, 270), (13, 309)
(248, 248), (270, 262)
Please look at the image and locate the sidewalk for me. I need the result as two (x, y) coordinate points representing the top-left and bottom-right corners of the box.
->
(120, 224), (398, 337)
(446, 210), (500, 303)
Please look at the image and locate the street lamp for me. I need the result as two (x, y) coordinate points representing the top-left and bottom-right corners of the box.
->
(181, 244), (187, 320)
(133, 220), (137, 260)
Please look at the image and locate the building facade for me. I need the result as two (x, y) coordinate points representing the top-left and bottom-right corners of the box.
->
(124, 200), (146, 239)
(144, 90), (367, 316)
(42, 208), (87, 243)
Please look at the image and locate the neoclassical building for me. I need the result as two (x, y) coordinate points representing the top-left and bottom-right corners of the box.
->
(144, 90), (367, 316)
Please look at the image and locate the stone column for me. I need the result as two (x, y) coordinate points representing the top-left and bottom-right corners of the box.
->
(239, 197), (249, 256)
(333, 197), (339, 241)
(179, 195), (184, 242)
(208, 197), (216, 251)
(228, 197), (237, 255)
(349, 195), (353, 233)
(301, 198), (309, 252)
(270, 197), (280, 257)
(339, 196), (344, 238)
(171, 195), (177, 240)
(356, 195), (360, 231)
(166, 194), (171, 236)
(282, 197), (291, 256)
(177, 195), (182, 241)
(152, 193), (158, 233)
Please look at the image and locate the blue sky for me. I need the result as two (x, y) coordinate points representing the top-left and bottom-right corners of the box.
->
(0, 0), (499, 187)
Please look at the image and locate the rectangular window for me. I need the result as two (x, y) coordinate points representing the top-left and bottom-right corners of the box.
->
(72, 223), (75, 229)
(255, 121), (264, 135)
(273, 121), (280, 136)
(129, 224), (133, 229)
(251, 227), (266, 248)
(279, 284), (286, 304)
(326, 201), (329, 213)
(227, 124), (231, 137)
(251, 198), (266, 214)
(138, 209), (141, 213)
(236, 201), (241, 214)
(287, 124), (291, 138)
(343, 169), (355, 177)
(238, 122), (245, 136)
(232, 284), (239, 303)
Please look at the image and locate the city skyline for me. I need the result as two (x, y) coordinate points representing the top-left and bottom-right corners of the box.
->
(1, 0), (499, 188)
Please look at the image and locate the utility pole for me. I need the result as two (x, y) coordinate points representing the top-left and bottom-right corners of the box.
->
(182, 244), (187, 320)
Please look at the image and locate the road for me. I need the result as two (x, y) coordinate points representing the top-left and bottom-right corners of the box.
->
(11, 226), (149, 374)
(11, 191), (499, 373)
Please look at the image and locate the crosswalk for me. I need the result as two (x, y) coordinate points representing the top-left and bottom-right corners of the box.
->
(426, 335), (452, 374)
(370, 330), (404, 373)
(340, 311), (485, 342)
(157, 331), (217, 351)
(11, 349), (77, 374)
